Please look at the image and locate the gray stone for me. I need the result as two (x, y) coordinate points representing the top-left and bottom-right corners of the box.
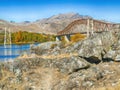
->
(14, 55), (90, 74)
(0, 64), (3, 79)
(115, 55), (120, 61)
(50, 56), (90, 74)
(14, 69), (22, 76)
(14, 69), (22, 83)
(104, 50), (116, 59)
(103, 32), (120, 61)
(76, 32), (116, 62)
(82, 81), (93, 87)
(30, 41), (62, 55)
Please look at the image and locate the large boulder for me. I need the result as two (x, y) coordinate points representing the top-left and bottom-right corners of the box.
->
(103, 50), (116, 61)
(73, 32), (116, 63)
(50, 56), (90, 74)
(53, 65), (104, 90)
(104, 39), (120, 61)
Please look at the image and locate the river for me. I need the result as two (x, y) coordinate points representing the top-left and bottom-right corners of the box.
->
(0, 44), (36, 61)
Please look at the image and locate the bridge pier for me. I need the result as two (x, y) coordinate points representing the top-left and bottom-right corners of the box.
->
(56, 35), (71, 42)
(87, 18), (94, 37)
(91, 19), (94, 35)
(87, 18), (90, 38)
(56, 36), (61, 41)
(64, 35), (70, 42)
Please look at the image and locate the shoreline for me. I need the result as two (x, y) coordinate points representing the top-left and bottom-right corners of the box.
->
(0, 42), (40, 45)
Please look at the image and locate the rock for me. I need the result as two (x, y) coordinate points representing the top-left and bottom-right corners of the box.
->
(19, 51), (29, 58)
(14, 55), (90, 74)
(103, 50), (120, 62)
(0, 83), (4, 90)
(14, 69), (22, 76)
(24, 86), (33, 90)
(103, 39), (120, 61)
(50, 56), (90, 74)
(76, 32), (116, 63)
(115, 55), (120, 61)
(82, 81), (93, 87)
(3, 55), (90, 76)
(103, 50), (116, 61)
(37, 41), (62, 50)
(30, 41), (62, 55)
(0, 64), (3, 79)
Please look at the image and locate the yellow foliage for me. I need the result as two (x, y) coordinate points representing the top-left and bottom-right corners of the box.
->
(71, 33), (86, 42)
(15, 31), (22, 42)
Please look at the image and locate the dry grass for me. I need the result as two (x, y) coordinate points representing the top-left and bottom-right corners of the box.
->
(0, 68), (25, 90)
(71, 33), (86, 42)
(92, 83), (120, 90)
(18, 53), (78, 59)
(41, 53), (78, 59)
(0, 69), (14, 81)
(1, 66), (120, 90)
(20, 67), (65, 90)
(0, 65), (66, 90)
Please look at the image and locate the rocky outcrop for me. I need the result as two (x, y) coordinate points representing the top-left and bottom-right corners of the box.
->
(31, 32), (117, 63)
(0, 55), (90, 90)
(0, 64), (3, 79)
(48, 56), (90, 74)
(1, 31), (120, 90)
(9, 55), (89, 74)
(78, 32), (116, 58)
(53, 65), (104, 90)
(64, 32), (116, 63)
(1, 58), (120, 90)
(30, 41), (62, 55)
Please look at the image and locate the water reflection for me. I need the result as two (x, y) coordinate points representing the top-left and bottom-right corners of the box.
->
(0, 44), (31, 61)
(4, 45), (12, 61)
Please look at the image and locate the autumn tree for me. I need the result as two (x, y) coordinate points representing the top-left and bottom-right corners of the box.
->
(15, 31), (22, 42)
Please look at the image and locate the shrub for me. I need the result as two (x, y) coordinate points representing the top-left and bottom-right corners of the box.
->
(71, 33), (86, 42)
(50, 44), (57, 49)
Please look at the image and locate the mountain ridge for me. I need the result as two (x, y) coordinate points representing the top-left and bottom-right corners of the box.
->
(0, 12), (91, 34)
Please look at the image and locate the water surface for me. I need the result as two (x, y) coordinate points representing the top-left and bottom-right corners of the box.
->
(0, 44), (33, 61)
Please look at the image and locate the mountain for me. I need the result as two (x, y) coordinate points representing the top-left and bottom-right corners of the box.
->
(0, 13), (90, 34)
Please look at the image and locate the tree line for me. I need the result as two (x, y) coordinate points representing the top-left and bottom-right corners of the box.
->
(0, 31), (55, 44)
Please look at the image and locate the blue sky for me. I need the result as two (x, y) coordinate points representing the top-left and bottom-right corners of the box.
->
(0, 0), (120, 22)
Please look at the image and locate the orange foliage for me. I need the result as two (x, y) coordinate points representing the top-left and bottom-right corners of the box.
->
(15, 31), (22, 42)
(71, 33), (86, 42)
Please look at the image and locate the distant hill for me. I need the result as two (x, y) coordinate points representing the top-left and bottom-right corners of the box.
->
(0, 13), (90, 34)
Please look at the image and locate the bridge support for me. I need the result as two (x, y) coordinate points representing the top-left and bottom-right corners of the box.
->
(56, 36), (61, 41)
(87, 19), (90, 38)
(64, 35), (70, 42)
(91, 19), (94, 35)
(87, 18), (94, 37)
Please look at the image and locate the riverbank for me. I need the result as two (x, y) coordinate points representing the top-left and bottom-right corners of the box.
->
(0, 42), (39, 45)
(0, 31), (120, 90)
